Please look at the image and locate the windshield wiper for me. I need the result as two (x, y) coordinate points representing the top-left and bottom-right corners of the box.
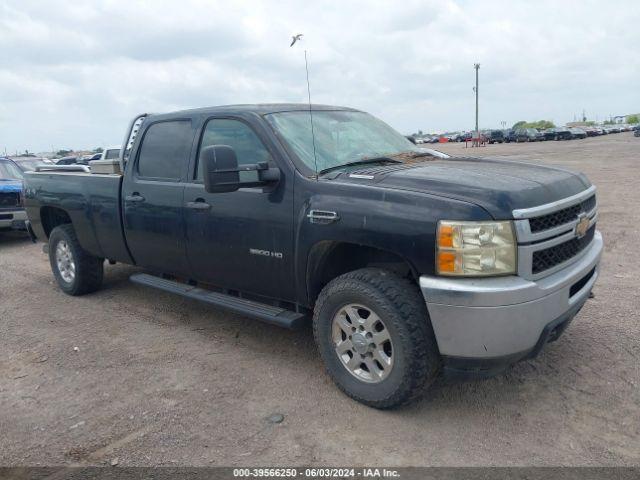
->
(408, 151), (434, 157)
(318, 156), (402, 175)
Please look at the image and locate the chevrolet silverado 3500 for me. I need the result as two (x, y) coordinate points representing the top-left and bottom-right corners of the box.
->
(23, 104), (602, 408)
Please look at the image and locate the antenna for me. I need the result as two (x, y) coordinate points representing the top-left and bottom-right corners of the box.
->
(304, 50), (319, 178)
(290, 33), (319, 178)
(473, 63), (480, 147)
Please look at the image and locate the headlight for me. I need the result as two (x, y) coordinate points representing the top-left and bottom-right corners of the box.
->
(436, 220), (516, 276)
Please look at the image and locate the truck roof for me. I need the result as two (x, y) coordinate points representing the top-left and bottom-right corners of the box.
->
(148, 103), (359, 120)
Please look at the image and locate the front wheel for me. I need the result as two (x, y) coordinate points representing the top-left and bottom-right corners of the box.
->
(49, 224), (104, 295)
(313, 268), (440, 408)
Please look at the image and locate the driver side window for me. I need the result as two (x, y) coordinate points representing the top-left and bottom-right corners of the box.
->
(196, 119), (272, 182)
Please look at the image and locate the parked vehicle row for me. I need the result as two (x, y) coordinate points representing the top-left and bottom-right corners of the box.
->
(414, 123), (637, 145)
(53, 146), (121, 166)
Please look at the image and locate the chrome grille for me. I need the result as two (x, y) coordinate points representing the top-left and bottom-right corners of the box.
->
(529, 194), (596, 233)
(0, 192), (20, 209)
(532, 226), (595, 274)
(513, 186), (598, 280)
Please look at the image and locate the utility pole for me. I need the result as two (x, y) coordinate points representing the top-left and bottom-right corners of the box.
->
(474, 63), (480, 145)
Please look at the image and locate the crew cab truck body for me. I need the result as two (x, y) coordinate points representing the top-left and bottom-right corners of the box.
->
(23, 104), (603, 408)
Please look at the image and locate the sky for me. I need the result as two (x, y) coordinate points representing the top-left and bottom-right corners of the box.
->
(1, 0), (638, 153)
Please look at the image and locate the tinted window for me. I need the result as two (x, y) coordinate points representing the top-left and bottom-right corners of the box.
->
(196, 119), (271, 180)
(138, 120), (192, 180)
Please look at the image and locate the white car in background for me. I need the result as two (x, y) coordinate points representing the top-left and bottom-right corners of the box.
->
(100, 146), (121, 161)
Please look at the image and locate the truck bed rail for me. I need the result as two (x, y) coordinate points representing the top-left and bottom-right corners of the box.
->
(34, 164), (91, 173)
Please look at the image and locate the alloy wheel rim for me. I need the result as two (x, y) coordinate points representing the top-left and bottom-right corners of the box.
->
(331, 303), (394, 383)
(55, 240), (76, 283)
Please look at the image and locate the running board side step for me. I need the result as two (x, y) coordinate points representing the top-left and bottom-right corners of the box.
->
(130, 273), (308, 330)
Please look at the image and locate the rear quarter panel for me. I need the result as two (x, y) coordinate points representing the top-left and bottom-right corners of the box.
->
(23, 172), (133, 263)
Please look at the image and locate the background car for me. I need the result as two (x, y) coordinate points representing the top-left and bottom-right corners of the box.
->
(488, 130), (504, 144)
(459, 132), (473, 142)
(10, 156), (52, 172)
(55, 156), (79, 165)
(543, 128), (557, 141)
(0, 157), (27, 231)
(503, 129), (516, 142)
(553, 127), (573, 140)
(515, 128), (543, 142)
(81, 153), (102, 162)
(569, 127), (588, 139)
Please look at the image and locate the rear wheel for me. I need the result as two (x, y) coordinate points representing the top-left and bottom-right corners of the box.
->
(49, 224), (104, 295)
(313, 268), (440, 409)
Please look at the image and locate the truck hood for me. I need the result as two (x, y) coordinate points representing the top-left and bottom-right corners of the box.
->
(345, 157), (591, 219)
(0, 179), (23, 193)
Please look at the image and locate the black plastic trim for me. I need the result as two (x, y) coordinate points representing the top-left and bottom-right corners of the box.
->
(25, 220), (37, 243)
(130, 273), (308, 329)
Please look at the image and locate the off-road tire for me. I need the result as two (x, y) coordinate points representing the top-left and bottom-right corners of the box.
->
(49, 224), (104, 295)
(313, 268), (440, 409)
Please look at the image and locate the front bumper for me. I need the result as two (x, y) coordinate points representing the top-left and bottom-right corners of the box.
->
(420, 230), (603, 376)
(0, 209), (27, 230)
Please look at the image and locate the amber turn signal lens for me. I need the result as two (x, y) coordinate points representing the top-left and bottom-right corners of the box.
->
(437, 251), (457, 273)
(438, 224), (454, 248)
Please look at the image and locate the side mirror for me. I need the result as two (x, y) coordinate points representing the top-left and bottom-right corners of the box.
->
(202, 145), (240, 193)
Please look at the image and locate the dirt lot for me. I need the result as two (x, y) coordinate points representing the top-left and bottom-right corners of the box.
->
(1, 133), (639, 467)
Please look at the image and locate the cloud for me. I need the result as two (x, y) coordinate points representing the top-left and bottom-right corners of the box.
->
(0, 0), (638, 152)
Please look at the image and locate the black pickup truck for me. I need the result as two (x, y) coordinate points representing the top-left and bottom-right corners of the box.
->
(23, 104), (603, 408)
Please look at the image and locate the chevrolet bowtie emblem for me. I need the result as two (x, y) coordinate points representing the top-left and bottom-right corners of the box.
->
(575, 214), (590, 238)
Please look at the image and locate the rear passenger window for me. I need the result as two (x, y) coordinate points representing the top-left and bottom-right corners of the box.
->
(137, 120), (192, 180)
(196, 119), (271, 181)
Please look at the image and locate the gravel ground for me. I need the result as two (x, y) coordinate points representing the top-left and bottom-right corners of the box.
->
(1, 132), (638, 467)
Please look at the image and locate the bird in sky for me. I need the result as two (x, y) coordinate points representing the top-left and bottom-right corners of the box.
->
(290, 33), (303, 47)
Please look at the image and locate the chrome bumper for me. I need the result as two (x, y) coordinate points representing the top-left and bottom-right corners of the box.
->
(420, 230), (603, 359)
(0, 209), (27, 229)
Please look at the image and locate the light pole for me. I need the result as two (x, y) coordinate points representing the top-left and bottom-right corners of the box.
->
(474, 63), (480, 145)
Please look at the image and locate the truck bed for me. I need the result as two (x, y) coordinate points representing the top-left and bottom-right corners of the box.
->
(23, 171), (132, 263)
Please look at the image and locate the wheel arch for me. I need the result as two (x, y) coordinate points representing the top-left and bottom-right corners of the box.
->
(40, 206), (72, 238)
(306, 241), (417, 305)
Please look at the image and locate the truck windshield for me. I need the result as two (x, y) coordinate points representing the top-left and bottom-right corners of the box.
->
(15, 159), (43, 172)
(0, 161), (24, 179)
(265, 110), (421, 173)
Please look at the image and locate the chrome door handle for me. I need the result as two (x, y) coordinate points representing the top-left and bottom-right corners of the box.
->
(186, 200), (211, 210)
(307, 210), (339, 224)
(125, 194), (145, 202)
